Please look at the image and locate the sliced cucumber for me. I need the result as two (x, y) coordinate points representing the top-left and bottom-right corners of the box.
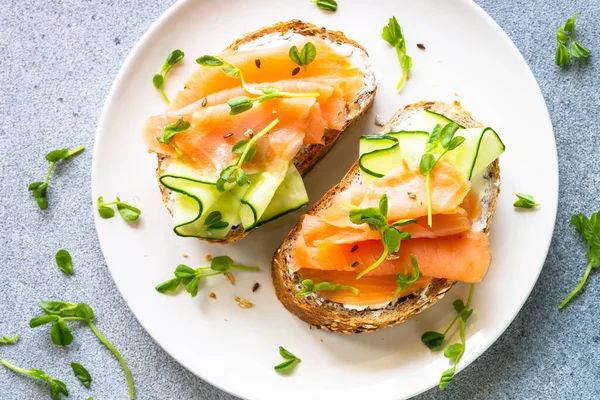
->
(359, 132), (428, 178)
(255, 164), (309, 227)
(240, 165), (290, 230)
(446, 127), (505, 179)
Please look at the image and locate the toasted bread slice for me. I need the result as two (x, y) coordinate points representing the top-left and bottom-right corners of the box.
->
(156, 20), (377, 244)
(272, 101), (500, 333)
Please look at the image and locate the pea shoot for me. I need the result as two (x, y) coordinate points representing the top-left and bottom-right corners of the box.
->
(559, 212), (600, 309)
(156, 256), (259, 297)
(274, 346), (301, 374)
(216, 118), (279, 192)
(156, 118), (190, 146)
(28, 146), (85, 210)
(97, 196), (141, 221)
(29, 300), (135, 399)
(382, 16), (412, 91)
(153, 49), (185, 104)
(421, 284), (475, 390)
(392, 255), (421, 299)
(311, 0), (337, 11)
(55, 249), (73, 275)
(295, 279), (359, 296)
(0, 359), (69, 400)
(227, 85), (319, 116)
(288, 42), (317, 71)
(419, 123), (465, 227)
(71, 362), (92, 389)
(0, 334), (19, 345)
(513, 193), (540, 209)
(555, 13), (590, 67)
(347, 194), (416, 279)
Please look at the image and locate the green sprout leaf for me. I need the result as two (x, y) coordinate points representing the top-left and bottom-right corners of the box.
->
(513, 193), (540, 209)
(421, 331), (445, 349)
(50, 319), (73, 346)
(274, 347), (301, 374)
(1, 359), (69, 400)
(312, 0), (337, 12)
(55, 249), (73, 275)
(157, 118), (190, 145)
(0, 334), (20, 345)
(289, 42), (317, 70)
(97, 196), (141, 222)
(71, 362), (92, 389)
(555, 12), (591, 66)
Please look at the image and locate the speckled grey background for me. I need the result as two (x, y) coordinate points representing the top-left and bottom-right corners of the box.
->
(0, 0), (598, 399)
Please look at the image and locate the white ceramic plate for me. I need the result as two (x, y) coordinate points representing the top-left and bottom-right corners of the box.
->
(92, 0), (558, 399)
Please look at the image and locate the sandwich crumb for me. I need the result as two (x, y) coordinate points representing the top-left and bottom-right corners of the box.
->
(224, 272), (235, 285)
(182, 253), (188, 258)
(292, 66), (300, 76)
(453, 100), (462, 107)
(252, 282), (260, 292)
(454, 92), (459, 97)
(375, 114), (386, 126)
(209, 292), (216, 299)
(407, 192), (417, 200)
(417, 43), (426, 50)
(320, 339), (324, 343)
(224, 318), (228, 322)
(235, 297), (253, 308)
(205, 254), (212, 261)
(244, 129), (254, 139)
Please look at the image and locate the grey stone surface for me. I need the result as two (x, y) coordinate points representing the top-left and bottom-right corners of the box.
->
(0, 0), (598, 399)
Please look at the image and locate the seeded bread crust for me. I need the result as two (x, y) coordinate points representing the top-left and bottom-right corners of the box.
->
(155, 20), (377, 244)
(272, 101), (501, 334)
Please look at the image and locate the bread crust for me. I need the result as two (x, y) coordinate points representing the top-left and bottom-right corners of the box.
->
(272, 101), (501, 334)
(155, 20), (377, 244)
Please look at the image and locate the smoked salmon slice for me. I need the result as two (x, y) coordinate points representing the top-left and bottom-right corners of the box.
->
(292, 232), (492, 283)
(298, 269), (433, 306)
(170, 37), (362, 110)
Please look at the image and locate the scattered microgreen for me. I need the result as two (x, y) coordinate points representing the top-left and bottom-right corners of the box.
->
(197, 55), (262, 96)
(216, 119), (279, 192)
(28, 146), (84, 210)
(419, 123), (465, 227)
(513, 193), (540, 209)
(156, 256), (259, 297)
(555, 13), (590, 67)
(29, 301), (135, 399)
(156, 118), (190, 146)
(382, 16), (412, 90)
(97, 196), (141, 222)
(153, 49), (185, 104)
(71, 362), (92, 389)
(274, 346), (301, 374)
(295, 279), (359, 296)
(200, 211), (230, 232)
(420, 284), (475, 390)
(55, 249), (73, 275)
(311, 0), (337, 11)
(392, 255), (421, 299)
(288, 42), (317, 71)
(348, 194), (415, 279)
(559, 212), (600, 309)
(0, 359), (68, 400)
(0, 334), (19, 345)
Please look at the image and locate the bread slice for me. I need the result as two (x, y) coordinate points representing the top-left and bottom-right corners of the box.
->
(272, 101), (501, 333)
(156, 20), (377, 244)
